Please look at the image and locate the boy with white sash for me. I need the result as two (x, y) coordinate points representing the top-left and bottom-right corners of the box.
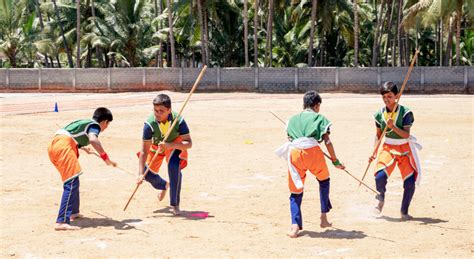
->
(275, 91), (345, 238)
(369, 82), (422, 220)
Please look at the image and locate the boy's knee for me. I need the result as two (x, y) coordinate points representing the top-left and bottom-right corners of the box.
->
(375, 170), (387, 181)
(318, 178), (330, 188)
(403, 174), (415, 189)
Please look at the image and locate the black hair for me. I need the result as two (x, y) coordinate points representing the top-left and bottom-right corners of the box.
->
(93, 107), (113, 122)
(380, 81), (399, 95)
(153, 94), (172, 108)
(303, 91), (322, 109)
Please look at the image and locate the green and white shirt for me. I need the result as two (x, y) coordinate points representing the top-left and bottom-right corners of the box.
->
(57, 119), (101, 147)
(287, 109), (332, 142)
(374, 105), (414, 139)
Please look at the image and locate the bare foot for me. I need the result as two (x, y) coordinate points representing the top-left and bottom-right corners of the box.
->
(374, 200), (384, 214)
(400, 213), (413, 221)
(171, 206), (181, 216)
(158, 182), (169, 202)
(70, 213), (83, 221)
(320, 213), (333, 228)
(54, 223), (81, 231)
(287, 224), (300, 238)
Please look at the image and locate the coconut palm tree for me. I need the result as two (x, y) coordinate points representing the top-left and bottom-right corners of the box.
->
(308, 0), (318, 66)
(76, 0), (80, 68)
(166, 0), (176, 66)
(50, 0), (74, 68)
(244, 0), (249, 66)
(253, 0), (259, 66)
(265, 0), (274, 67)
(353, 0), (359, 66)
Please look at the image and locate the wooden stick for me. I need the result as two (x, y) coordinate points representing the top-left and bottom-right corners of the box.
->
(270, 111), (379, 195)
(123, 65), (208, 211)
(359, 49), (420, 185)
(85, 150), (134, 176)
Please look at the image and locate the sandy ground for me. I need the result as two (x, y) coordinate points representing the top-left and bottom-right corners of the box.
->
(0, 92), (472, 257)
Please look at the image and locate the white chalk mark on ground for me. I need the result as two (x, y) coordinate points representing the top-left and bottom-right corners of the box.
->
(318, 248), (351, 255)
(197, 192), (221, 201)
(96, 241), (107, 249)
(24, 253), (39, 259)
(307, 247), (351, 256)
(423, 155), (448, 169)
(77, 238), (97, 242)
(345, 204), (379, 222)
(251, 173), (277, 181)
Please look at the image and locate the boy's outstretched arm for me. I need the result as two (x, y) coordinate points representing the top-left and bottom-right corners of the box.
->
(88, 133), (117, 167)
(322, 134), (345, 170)
(158, 134), (192, 151)
(369, 127), (383, 162)
(137, 140), (152, 185)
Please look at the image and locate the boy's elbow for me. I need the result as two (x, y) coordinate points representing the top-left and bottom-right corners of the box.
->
(185, 139), (192, 149)
(89, 138), (100, 146)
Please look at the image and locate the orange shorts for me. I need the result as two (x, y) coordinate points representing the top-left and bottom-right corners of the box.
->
(48, 135), (82, 182)
(288, 146), (329, 194)
(146, 137), (188, 173)
(375, 143), (417, 180)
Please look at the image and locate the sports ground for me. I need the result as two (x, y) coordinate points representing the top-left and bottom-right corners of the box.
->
(0, 92), (472, 257)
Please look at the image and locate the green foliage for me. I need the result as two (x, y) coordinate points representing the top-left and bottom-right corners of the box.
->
(0, 0), (472, 67)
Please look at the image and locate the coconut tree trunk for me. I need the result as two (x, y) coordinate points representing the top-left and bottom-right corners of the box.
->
(435, 21), (438, 65)
(308, 0), (318, 67)
(49, 56), (55, 68)
(385, 0), (395, 66)
(203, 3), (210, 65)
(52, 0), (74, 68)
(415, 18), (419, 66)
(253, 0), (259, 67)
(377, 1), (391, 64)
(154, 0), (163, 67)
(197, 0), (206, 65)
(104, 48), (110, 67)
(86, 44), (92, 67)
(158, 0), (163, 67)
(56, 54), (62, 68)
(353, 0), (359, 67)
(455, 0), (462, 66)
(76, 0), (81, 68)
(90, 0), (104, 67)
(445, 16), (454, 66)
(35, 0), (49, 68)
(243, 0), (249, 66)
(439, 19), (443, 66)
(396, 0), (403, 66)
(319, 32), (325, 66)
(265, 0), (274, 67)
(166, 0), (176, 67)
(404, 31), (410, 66)
(372, 0), (386, 66)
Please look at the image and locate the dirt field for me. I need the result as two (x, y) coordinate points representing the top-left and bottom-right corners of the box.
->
(0, 92), (472, 257)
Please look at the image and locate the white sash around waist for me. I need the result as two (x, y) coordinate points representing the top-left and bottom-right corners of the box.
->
(386, 136), (423, 185)
(275, 137), (319, 191)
